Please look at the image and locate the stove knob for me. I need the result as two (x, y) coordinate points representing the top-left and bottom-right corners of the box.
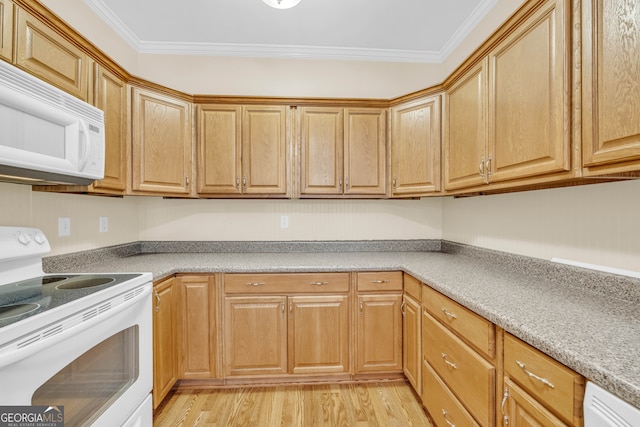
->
(17, 232), (32, 245)
(34, 232), (47, 245)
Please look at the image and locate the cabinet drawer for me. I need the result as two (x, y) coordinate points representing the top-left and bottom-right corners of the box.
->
(423, 311), (495, 426)
(356, 271), (403, 292)
(422, 285), (495, 358)
(504, 333), (584, 424)
(403, 273), (421, 301)
(224, 273), (350, 294)
(422, 360), (480, 427)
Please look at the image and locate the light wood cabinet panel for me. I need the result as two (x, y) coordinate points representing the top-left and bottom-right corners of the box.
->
(242, 105), (288, 195)
(90, 64), (127, 192)
(422, 285), (495, 358)
(225, 272), (350, 294)
(152, 278), (177, 409)
(288, 295), (350, 375)
(444, 59), (488, 191)
(391, 95), (441, 196)
(300, 107), (386, 196)
(176, 275), (217, 379)
(582, 0), (640, 173)
(423, 360), (480, 427)
(300, 107), (343, 195)
(488, 0), (570, 183)
(344, 108), (386, 195)
(0, 0), (12, 61)
(503, 378), (567, 427)
(356, 293), (402, 373)
(423, 311), (495, 426)
(224, 295), (288, 377)
(356, 271), (403, 292)
(131, 87), (193, 195)
(15, 7), (88, 100)
(402, 292), (421, 395)
(504, 333), (584, 425)
(197, 105), (242, 194)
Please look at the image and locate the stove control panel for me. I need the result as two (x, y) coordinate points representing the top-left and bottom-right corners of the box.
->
(0, 226), (51, 262)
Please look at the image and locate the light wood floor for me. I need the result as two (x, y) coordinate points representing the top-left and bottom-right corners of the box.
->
(153, 381), (433, 427)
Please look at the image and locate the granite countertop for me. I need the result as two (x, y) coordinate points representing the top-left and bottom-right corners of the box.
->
(45, 241), (640, 408)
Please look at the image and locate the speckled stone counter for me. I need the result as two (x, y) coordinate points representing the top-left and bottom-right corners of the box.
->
(44, 240), (640, 408)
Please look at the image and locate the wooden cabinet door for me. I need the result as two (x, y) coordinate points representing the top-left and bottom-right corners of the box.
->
(344, 108), (387, 195)
(356, 293), (402, 373)
(197, 104), (242, 194)
(288, 295), (350, 375)
(0, 0), (12, 61)
(503, 378), (566, 427)
(402, 294), (421, 394)
(488, 0), (571, 183)
(391, 95), (441, 196)
(582, 0), (640, 172)
(242, 105), (288, 195)
(152, 278), (177, 409)
(131, 87), (193, 195)
(91, 65), (127, 192)
(300, 107), (343, 195)
(224, 296), (288, 376)
(15, 7), (88, 100)
(444, 59), (488, 191)
(176, 275), (217, 379)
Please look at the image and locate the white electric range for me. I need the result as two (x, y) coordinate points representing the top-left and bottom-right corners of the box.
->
(0, 226), (153, 427)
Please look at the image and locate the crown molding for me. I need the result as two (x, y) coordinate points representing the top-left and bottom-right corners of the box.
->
(84, 0), (496, 64)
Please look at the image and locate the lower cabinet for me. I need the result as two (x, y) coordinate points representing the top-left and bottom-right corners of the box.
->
(152, 277), (177, 409)
(223, 273), (351, 379)
(355, 272), (403, 374)
(175, 275), (218, 379)
(402, 274), (422, 395)
(421, 285), (497, 426)
(502, 333), (585, 426)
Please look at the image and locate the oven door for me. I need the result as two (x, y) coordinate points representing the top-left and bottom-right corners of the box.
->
(0, 283), (151, 427)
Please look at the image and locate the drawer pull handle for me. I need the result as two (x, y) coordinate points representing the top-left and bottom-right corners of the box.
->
(441, 353), (458, 369)
(246, 282), (266, 287)
(441, 409), (456, 427)
(370, 280), (389, 284)
(516, 360), (555, 389)
(154, 291), (161, 313)
(441, 307), (457, 319)
(309, 281), (328, 286)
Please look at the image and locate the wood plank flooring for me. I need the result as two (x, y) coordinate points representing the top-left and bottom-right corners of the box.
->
(153, 381), (433, 427)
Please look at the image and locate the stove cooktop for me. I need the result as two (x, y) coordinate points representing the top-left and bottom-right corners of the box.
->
(0, 273), (143, 328)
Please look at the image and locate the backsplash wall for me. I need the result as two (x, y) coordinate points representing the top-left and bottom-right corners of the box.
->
(442, 179), (640, 274)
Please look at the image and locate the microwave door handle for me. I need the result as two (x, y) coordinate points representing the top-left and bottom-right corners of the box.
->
(78, 120), (91, 170)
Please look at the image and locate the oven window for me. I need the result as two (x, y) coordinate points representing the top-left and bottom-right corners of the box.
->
(32, 326), (139, 427)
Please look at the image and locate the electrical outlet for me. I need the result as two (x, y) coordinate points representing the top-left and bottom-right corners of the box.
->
(58, 217), (71, 237)
(280, 215), (289, 229)
(99, 216), (109, 233)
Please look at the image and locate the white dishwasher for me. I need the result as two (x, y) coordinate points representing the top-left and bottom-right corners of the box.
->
(584, 382), (640, 426)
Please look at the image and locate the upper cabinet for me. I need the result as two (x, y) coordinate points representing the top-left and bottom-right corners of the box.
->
(300, 107), (386, 197)
(89, 64), (128, 193)
(445, 0), (573, 192)
(582, 0), (640, 175)
(0, 0), (12, 61)
(131, 86), (194, 196)
(444, 60), (488, 191)
(15, 7), (89, 101)
(390, 95), (441, 196)
(197, 104), (289, 197)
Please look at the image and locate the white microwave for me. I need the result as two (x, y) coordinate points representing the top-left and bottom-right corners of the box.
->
(0, 60), (105, 185)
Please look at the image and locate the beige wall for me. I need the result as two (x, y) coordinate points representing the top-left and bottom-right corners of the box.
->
(442, 179), (640, 273)
(137, 198), (442, 241)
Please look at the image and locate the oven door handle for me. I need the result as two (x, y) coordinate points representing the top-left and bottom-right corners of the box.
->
(0, 284), (151, 368)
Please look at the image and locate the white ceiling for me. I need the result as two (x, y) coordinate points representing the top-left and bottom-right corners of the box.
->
(83, 0), (499, 63)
